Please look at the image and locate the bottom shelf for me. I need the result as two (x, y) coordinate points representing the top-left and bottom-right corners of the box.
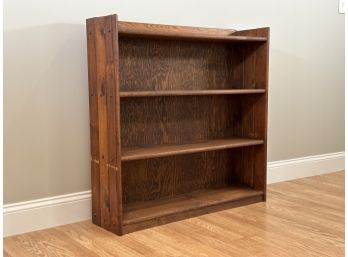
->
(122, 186), (263, 233)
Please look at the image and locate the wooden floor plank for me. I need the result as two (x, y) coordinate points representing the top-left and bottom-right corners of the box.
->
(4, 171), (345, 257)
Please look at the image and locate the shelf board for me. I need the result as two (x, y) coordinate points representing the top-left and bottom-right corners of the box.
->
(118, 22), (267, 43)
(119, 32), (267, 43)
(120, 89), (266, 98)
(121, 138), (264, 161)
(123, 186), (263, 228)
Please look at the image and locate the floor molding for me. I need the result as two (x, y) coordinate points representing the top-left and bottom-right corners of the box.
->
(4, 151), (344, 237)
(4, 191), (91, 237)
(267, 151), (344, 183)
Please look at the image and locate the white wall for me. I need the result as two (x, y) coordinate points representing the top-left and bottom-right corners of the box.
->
(4, 0), (345, 204)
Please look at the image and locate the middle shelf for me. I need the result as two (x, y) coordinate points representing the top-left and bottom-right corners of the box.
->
(121, 137), (264, 161)
(120, 89), (266, 98)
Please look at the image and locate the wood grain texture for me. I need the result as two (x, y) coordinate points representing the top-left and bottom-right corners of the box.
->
(251, 28), (269, 199)
(117, 21), (266, 42)
(120, 95), (261, 148)
(86, 18), (101, 226)
(4, 172), (344, 257)
(120, 89), (266, 97)
(122, 149), (251, 205)
(86, 14), (123, 234)
(119, 37), (264, 91)
(87, 15), (269, 234)
(123, 186), (263, 225)
(121, 138), (263, 161)
(118, 20), (237, 35)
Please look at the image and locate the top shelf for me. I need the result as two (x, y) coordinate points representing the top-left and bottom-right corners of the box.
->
(118, 21), (267, 43)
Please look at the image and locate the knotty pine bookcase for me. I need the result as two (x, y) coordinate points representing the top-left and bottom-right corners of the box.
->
(86, 14), (269, 235)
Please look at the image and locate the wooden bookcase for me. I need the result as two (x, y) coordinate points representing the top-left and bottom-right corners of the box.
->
(86, 14), (269, 235)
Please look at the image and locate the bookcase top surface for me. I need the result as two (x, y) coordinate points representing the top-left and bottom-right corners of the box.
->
(117, 20), (268, 42)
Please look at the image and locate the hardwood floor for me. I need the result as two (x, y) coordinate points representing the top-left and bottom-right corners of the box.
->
(4, 171), (344, 257)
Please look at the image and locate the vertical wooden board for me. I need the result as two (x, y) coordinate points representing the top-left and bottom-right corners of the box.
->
(241, 95), (255, 139)
(253, 144), (266, 196)
(254, 28), (269, 90)
(94, 17), (111, 229)
(90, 160), (101, 225)
(86, 20), (100, 159)
(241, 147), (254, 187)
(254, 28), (269, 197)
(231, 27), (269, 196)
(104, 17), (118, 169)
(253, 28), (269, 197)
(253, 95), (267, 139)
(255, 43), (268, 89)
(252, 94), (267, 195)
(237, 28), (269, 195)
(86, 15), (123, 234)
(230, 45), (244, 89)
(106, 15), (123, 234)
(86, 19), (101, 226)
(243, 44), (257, 89)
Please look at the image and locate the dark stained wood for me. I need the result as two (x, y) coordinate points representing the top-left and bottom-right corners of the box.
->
(245, 28), (269, 200)
(231, 27), (269, 200)
(118, 20), (237, 35)
(122, 186), (263, 233)
(122, 155), (176, 204)
(120, 89), (265, 97)
(123, 186), (262, 223)
(107, 15), (123, 234)
(86, 18), (100, 226)
(122, 149), (250, 205)
(90, 160), (100, 225)
(86, 14), (269, 235)
(117, 21), (266, 42)
(120, 95), (261, 148)
(119, 37), (265, 92)
(122, 138), (263, 161)
(86, 14), (123, 235)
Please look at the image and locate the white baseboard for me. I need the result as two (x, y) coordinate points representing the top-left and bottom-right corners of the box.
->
(4, 151), (344, 237)
(267, 151), (344, 183)
(4, 191), (91, 237)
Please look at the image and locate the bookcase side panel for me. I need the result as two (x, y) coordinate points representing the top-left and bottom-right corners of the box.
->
(86, 14), (123, 235)
(232, 28), (269, 197)
(86, 18), (101, 226)
(254, 28), (269, 199)
(249, 28), (269, 197)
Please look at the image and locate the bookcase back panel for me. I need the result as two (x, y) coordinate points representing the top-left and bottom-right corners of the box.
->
(122, 147), (256, 205)
(119, 37), (264, 91)
(120, 95), (262, 148)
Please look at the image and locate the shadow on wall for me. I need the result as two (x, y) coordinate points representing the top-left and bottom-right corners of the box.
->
(4, 24), (92, 203)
